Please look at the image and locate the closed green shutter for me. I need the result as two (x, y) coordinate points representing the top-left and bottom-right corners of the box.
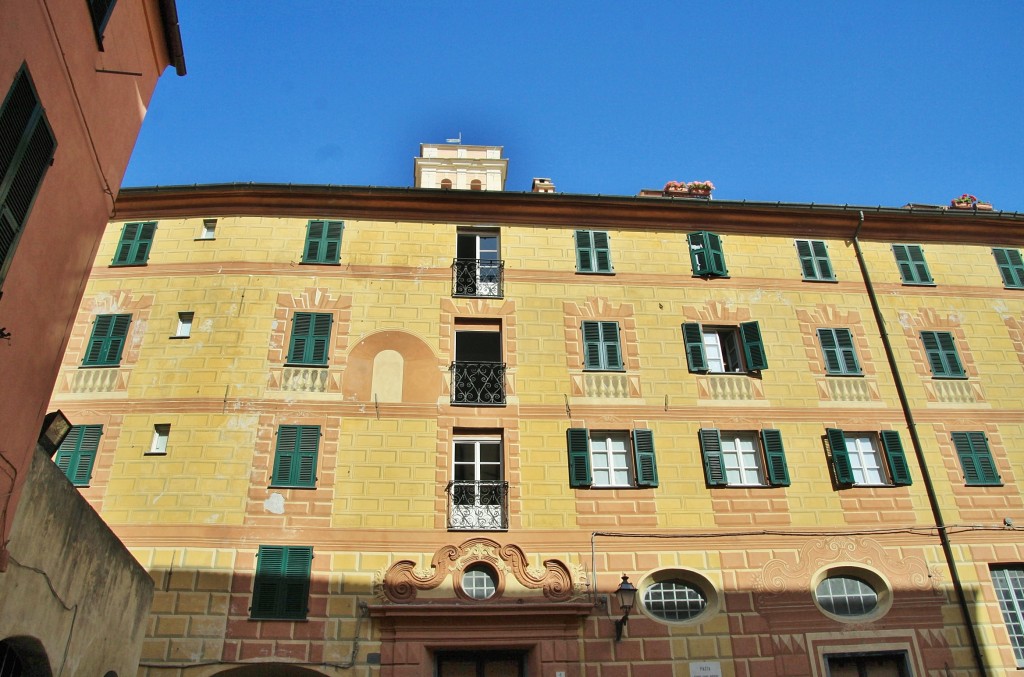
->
(287, 312), (332, 365)
(681, 322), (708, 372)
(592, 231), (612, 273)
(302, 220), (344, 263)
(566, 428), (592, 487)
(83, 314), (131, 366)
(632, 429), (658, 487)
(0, 67), (57, 291)
(582, 321), (621, 370)
(760, 429), (790, 486)
(698, 428), (728, 486)
(272, 425), (319, 488)
(951, 431), (1001, 486)
(112, 222), (156, 265)
(880, 430), (912, 486)
(252, 545), (312, 620)
(921, 331), (965, 378)
(575, 230), (611, 273)
(796, 239), (835, 281)
(893, 244), (932, 284)
(818, 328), (860, 375)
(687, 231), (728, 277)
(826, 428), (855, 485)
(740, 321), (768, 371)
(54, 425), (102, 486)
(993, 248), (1024, 289)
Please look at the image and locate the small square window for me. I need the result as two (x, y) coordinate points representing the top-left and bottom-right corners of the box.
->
(199, 219), (216, 240)
(149, 424), (170, 455)
(174, 312), (194, 339)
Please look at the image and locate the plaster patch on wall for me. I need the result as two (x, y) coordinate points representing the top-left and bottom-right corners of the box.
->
(199, 319), (215, 332)
(897, 311), (913, 328)
(226, 414), (259, 430)
(264, 493), (285, 514)
(993, 300), (1010, 318)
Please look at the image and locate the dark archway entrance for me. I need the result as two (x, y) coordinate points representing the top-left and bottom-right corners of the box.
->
(215, 666), (327, 677)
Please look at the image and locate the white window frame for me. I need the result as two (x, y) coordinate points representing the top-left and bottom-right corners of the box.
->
(721, 431), (766, 486)
(199, 219), (216, 240)
(702, 327), (745, 373)
(175, 311), (194, 338)
(589, 431), (633, 488)
(845, 434), (887, 486)
(149, 424), (170, 455)
(992, 567), (1024, 668)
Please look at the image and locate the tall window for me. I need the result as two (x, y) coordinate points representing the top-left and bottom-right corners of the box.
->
(301, 220), (343, 264)
(575, 230), (613, 273)
(698, 428), (789, 487)
(892, 244), (933, 285)
(993, 248), (1024, 289)
(54, 424), (102, 486)
(174, 311), (194, 338)
(795, 239), (835, 281)
(581, 321), (622, 370)
(0, 67), (57, 292)
(112, 222), (157, 266)
(82, 314), (131, 366)
(454, 230), (501, 297)
(951, 431), (1001, 486)
(286, 312), (332, 365)
(271, 425), (320, 488)
(920, 331), (965, 378)
(450, 436), (506, 531)
(149, 424), (170, 455)
(991, 567), (1024, 668)
(682, 322), (767, 373)
(687, 231), (728, 277)
(251, 545), (312, 620)
(818, 328), (861, 375)
(826, 429), (912, 487)
(566, 428), (658, 489)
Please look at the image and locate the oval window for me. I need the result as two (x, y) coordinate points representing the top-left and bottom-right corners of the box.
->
(643, 579), (708, 621)
(461, 564), (498, 600)
(815, 575), (878, 616)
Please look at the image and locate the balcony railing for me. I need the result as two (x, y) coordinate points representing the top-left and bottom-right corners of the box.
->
(452, 258), (504, 298)
(450, 361), (506, 405)
(446, 480), (509, 531)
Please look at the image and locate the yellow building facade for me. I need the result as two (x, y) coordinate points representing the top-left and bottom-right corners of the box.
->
(48, 147), (1024, 676)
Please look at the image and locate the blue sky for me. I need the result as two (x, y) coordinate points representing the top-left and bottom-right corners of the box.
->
(125, 2), (1024, 210)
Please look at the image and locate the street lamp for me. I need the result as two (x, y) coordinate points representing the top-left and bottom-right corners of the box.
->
(38, 410), (72, 457)
(614, 574), (637, 641)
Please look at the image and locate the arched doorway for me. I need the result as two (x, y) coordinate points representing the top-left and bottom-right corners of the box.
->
(0, 637), (52, 677)
(215, 666), (327, 677)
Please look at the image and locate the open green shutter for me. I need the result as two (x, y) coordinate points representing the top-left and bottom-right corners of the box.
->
(951, 431), (1000, 486)
(826, 428), (855, 485)
(574, 230), (593, 272)
(295, 426), (320, 487)
(54, 425), (102, 486)
(687, 231), (708, 275)
(880, 430), (912, 486)
(566, 428), (592, 487)
(682, 322), (707, 372)
(632, 429), (658, 487)
(592, 231), (612, 272)
(760, 429), (790, 486)
(272, 426), (298, 485)
(698, 428), (727, 486)
(706, 232), (727, 276)
(740, 321), (768, 371)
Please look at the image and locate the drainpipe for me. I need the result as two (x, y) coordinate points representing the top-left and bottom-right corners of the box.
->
(851, 211), (988, 676)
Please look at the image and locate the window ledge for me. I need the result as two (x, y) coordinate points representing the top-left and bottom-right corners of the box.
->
(109, 263), (148, 268)
(299, 261), (341, 266)
(801, 278), (839, 283)
(582, 368), (627, 373)
(193, 237), (216, 241)
(268, 484), (317, 490)
(283, 363), (329, 369)
(901, 282), (936, 287)
(824, 373), (864, 378)
(169, 335), (190, 340)
(144, 451), (167, 456)
(931, 376), (968, 380)
(575, 271), (615, 275)
(248, 616), (309, 622)
(79, 364), (121, 369)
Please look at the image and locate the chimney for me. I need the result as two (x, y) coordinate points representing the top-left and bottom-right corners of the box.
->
(532, 177), (555, 193)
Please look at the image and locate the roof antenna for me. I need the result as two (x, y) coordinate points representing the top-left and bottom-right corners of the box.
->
(445, 132), (462, 144)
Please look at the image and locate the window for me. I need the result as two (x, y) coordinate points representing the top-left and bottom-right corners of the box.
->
(440, 178), (452, 189)
(174, 312), (193, 338)
(920, 330), (965, 378)
(699, 429), (790, 487)
(575, 230), (613, 273)
(461, 564), (498, 600)
(199, 219), (216, 240)
(452, 322), (504, 405)
(301, 219), (343, 264)
(582, 321), (623, 370)
(251, 545), (312, 620)
(454, 230), (501, 297)
(892, 244), (933, 285)
(818, 328), (861, 375)
(54, 424), (102, 486)
(991, 567), (1024, 668)
(0, 67), (57, 293)
(470, 179), (482, 190)
(148, 424), (170, 455)
(687, 231), (728, 277)
(286, 312), (332, 366)
(112, 222), (156, 266)
(87, 0), (118, 48)
(815, 576), (878, 616)
(271, 425), (320, 488)
(826, 429), (912, 487)
(450, 436), (506, 530)
(951, 431), (1001, 486)
(993, 248), (1024, 289)
(566, 428), (658, 488)
(644, 580), (707, 621)
(82, 314), (131, 366)
(681, 322), (767, 373)
(795, 239), (835, 281)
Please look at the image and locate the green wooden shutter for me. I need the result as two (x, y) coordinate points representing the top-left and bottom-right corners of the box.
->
(592, 231), (612, 273)
(113, 223), (138, 264)
(287, 313), (311, 363)
(582, 321), (621, 370)
(88, 0), (118, 46)
(323, 221), (343, 262)
(993, 248), (1024, 288)
(698, 428), (728, 486)
(682, 322), (708, 372)
(271, 426), (297, 486)
(880, 430), (912, 486)
(83, 314), (131, 366)
(819, 328), (860, 375)
(112, 222), (156, 265)
(951, 431), (1001, 486)
(826, 428), (855, 485)
(252, 545), (312, 620)
(272, 426), (318, 487)
(921, 331), (964, 378)
(575, 230), (594, 272)
(566, 428), (592, 487)
(937, 332), (964, 377)
(133, 222), (156, 264)
(893, 244), (932, 284)
(304, 221), (325, 262)
(282, 546), (313, 618)
(54, 425), (102, 486)
(309, 314), (332, 364)
(835, 328), (860, 374)
(687, 231), (728, 277)
(760, 428), (790, 486)
(0, 67), (56, 290)
(632, 429), (658, 487)
(740, 321), (768, 371)
(796, 239), (834, 281)
(303, 220), (343, 263)
(601, 321), (622, 369)
(582, 321), (603, 369)
(706, 232), (727, 276)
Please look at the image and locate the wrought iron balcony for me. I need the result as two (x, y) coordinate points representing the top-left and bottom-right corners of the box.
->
(450, 361), (506, 406)
(446, 480), (509, 531)
(452, 258), (504, 298)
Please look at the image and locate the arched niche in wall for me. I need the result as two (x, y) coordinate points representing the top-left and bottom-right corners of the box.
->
(215, 666), (328, 676)
(0, 637), (52, 677)
(343, 331), (440, 403)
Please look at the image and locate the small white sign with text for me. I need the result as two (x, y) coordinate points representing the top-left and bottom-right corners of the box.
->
(689, 662), (722, 677)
